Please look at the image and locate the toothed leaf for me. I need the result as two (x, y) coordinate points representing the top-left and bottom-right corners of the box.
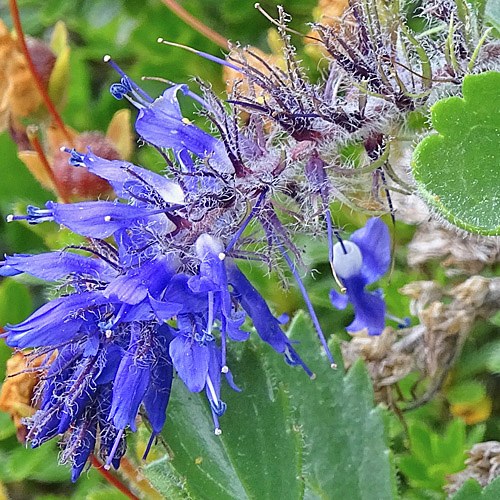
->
(412, 71), (500, 235)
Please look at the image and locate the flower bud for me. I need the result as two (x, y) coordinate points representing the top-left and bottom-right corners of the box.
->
(333, 240), (362, 279)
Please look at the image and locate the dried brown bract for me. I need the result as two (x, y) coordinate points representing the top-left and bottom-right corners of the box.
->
(0, 350), (54, 442)
(341, 276), (500, 410)
(341, 327), (414, 405)
(408, 222), (500, 274)
(445, 441), (500, 497)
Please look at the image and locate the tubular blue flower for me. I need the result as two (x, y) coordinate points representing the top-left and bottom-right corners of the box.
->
(226, 261), (313, 377)
(133, 85), (232, 171)
(67, 149), (185, 206)
(4, 292), (109, 348)
(16, 200), (173, 240)
(109, 323), (152, 433)
(329, 218), (390, 336)
(168, 313), (227, 432)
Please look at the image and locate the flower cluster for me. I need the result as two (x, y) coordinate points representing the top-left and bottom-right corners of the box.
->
(2, 0), (491, 481)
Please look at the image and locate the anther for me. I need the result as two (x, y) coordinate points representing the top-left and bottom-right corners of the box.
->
(157, 37), (164, 44)
(104, 216), (112, 222)
(103, 54), (111, 63)
(310, 373), (317, 380)
(6, 215), (14, 223)
(218, 252), (226, 261)
(182, 117), (193, 125)
(215, 428), (222, 436)
(331, 363), (338, 370)
(221, 365), (229, 373)
(105, 330), (113, 339)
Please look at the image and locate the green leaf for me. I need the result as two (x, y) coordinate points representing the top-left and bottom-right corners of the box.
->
(485, 0), (500, 31)
(0, 412), (16, 441)
(451, 474), (500, 499)
(269, 312), (397, 500)
(447, 381), (487, 404)
(145, 311), (396, 500)
(400, 420), (467, 491)
(85, 489), (130, 500)
(411, 71), (500, 235)
(0, 278), (32, 326)
(0, 441), (70, 483)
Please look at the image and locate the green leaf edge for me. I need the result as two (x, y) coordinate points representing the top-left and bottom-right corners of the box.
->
(411, 71), (500, 235)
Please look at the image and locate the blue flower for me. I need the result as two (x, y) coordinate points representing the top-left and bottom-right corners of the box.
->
(329, 218), (390, 336)
(1, 54), (385, 480)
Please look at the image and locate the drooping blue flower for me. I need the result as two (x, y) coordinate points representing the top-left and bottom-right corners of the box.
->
(329, 218), (390, 336)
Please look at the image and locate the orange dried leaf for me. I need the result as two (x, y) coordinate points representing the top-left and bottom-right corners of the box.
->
(106, 109), (133, 161)
(17, 150), (56, 190)
(0, 351), (54, 442)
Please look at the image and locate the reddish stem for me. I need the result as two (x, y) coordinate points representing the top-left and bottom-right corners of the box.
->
(91, 456), (141, 500)
(9, 0), (73, 144)
(27, 126), (70, 204)
(161, 0), (229, 49)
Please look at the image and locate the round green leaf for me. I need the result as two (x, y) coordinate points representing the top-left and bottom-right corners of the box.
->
(411, 71), (500, 235)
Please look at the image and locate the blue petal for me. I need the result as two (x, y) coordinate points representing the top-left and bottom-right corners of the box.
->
(169, 335), (209, 392)
(40, 345), (82, 410)
(343, 276), (386, 336)
(226, 262), (289, 354)
(226, 311), (250, 341)
(58, 356), (100, 433)
(0, 252), (117, 281)
(49, 200), (170, 239)
(109, 349), (151, 431)
(149, 295), (184, 321)
(149, 84), (186, 120)
(350, 218), (390, 285)
(188, 234), (227, 293)
(135, 88), (232, 170)
(70, 418), (97, 482)
(143, 325), (174, 434)
(96, 345), (123, 384)
(81, 150), (184, 204)
(5, 292), (107, 348)
(104, 256), (175, 304)
(160, 274), (208, 315)
(95, 385), (127, 467)
(329, 289), (349, 310)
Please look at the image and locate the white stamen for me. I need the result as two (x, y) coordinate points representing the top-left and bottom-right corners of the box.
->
(215, 428), (222, 435)
(310, 373), (317, 380)
(331, 363), (338, 370)
(332, 241), (362, 279)
(103, 54), (111, 63)
(105, 330), (113, 339)
(104, 215), (112, 222)
(218, 252), (226, 261)
(221, 365), (229, 374)
(6, 215), (14, 223)
(157, 37), (164, 43)
(206, 375), (219, 407)
(59, 145), (67, 152)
